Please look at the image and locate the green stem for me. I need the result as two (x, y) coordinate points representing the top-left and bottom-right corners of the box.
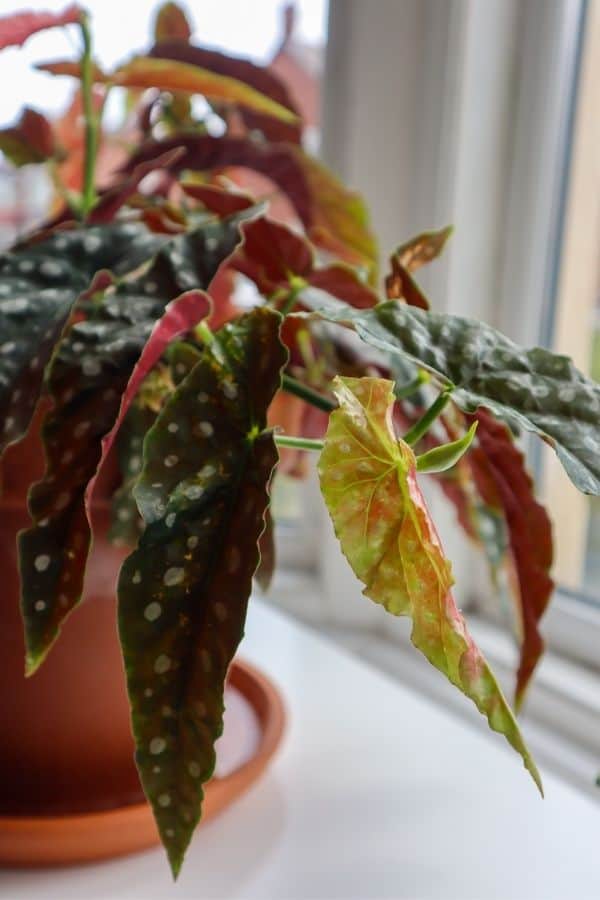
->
(395, 368), (430, 399)
(195, 320), (214, 346)
(278, 278), (306, 317)
(80, 14), (98, 218)
(281, 374), (336, 413)
(403, 389), (452, 446)
(274, 435), (324, 452)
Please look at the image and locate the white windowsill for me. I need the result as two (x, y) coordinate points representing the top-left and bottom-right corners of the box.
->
(266, 571), (600, 800)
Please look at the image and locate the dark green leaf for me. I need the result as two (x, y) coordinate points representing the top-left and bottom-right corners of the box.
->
(19, 221), (239, 673)
(301, 293), (600, 495)
(117, 307), (287, 876)
(0, 223), (165, 456)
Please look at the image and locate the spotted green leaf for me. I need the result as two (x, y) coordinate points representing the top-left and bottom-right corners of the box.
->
(118, 307), (287, 876)
(302, 293), (600, 495)
(109, 404), (156, 547)
(318, 376), (542, 793)
(0, 223), (165, 457)
(19, 221), (239, 673)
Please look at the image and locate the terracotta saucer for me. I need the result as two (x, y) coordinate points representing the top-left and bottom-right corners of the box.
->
(0, 659), (285, 867)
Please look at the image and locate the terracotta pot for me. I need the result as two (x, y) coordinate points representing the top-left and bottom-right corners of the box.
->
(0, 424), (285, 862)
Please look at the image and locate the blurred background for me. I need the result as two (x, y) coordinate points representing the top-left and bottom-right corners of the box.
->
(0, 0), (598, 778)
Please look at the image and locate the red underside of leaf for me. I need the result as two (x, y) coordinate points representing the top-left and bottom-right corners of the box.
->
(469, 410), (554, 706)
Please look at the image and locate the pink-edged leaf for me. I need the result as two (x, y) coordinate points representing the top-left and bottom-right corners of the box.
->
(154, 2), (192, 43)
(0, 4), (82, 51)
(180, 182), (254, 217)
(111, 57), (298, 126)
(0, 107), (58, 167)
(150, 39), (302, 144)
(88, 147), (186, 224)
(318, 375), (542, 793)
(469, 410), (554, 708)
(85, 289), (211, 512)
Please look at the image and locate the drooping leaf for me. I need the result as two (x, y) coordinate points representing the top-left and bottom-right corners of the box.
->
(0, 107), (58, 168)
(0, 223), (165, 458)
(110, 57), (298, 126)
(0, 4), (81, 51)
(302, 294), (600, 495)
(150, 39), (302, 144)
(318, 375), (541, 791)
(18, 225), (237, 673)
(468, 410), (554, 707)
(118, 307), (287, 876)
(123, 136), (377, 279)
(154, 2), (192, 43)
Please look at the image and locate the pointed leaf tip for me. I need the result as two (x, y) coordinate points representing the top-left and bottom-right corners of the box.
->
(318, 375), (542, 794)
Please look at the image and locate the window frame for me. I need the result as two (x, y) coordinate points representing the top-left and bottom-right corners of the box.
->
(316, 0), (600, 680)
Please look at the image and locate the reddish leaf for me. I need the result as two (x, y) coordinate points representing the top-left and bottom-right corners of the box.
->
(0, 5), (81, 51)
(123, 136), (377, 279)
(308, 265), (377, 309)
(124, 135), (311, 229)
(469, 410), (554, 708)
(150, 39), (302, 144)
(0, 107), (58, 167)
(180, 182), (254, 217)
(385, 226), (453, 309)
(295, 152), (378, 283)
(88, 147), (186, 224)
(233, 217), (313, 296)
(154, 2), (192, 43)
(232, 217), (377, 308)
(36, 59), (106, 80)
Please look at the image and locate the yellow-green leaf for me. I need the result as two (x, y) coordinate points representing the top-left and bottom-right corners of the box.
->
(111, 56), (298, 125)
(318, 375), (542, 793)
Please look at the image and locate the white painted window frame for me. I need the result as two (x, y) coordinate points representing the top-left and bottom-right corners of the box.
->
(312, 0), (600, 698)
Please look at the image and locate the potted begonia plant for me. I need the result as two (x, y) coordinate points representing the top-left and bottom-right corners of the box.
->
(1, 1), (599, 879)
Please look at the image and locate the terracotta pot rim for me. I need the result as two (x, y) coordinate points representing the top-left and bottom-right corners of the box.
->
(0, 657), (286, 866)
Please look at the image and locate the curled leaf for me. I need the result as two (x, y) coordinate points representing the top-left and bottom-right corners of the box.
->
(318, 376), (541, 792)
(118, 307), (287, 875)
(0, 107), (58, 167)
(150, 39), (301, 144)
